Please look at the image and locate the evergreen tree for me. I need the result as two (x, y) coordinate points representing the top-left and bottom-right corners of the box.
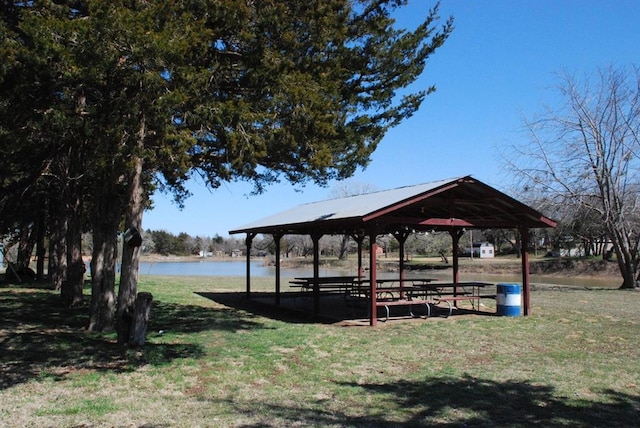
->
(0, 1), (453, 341)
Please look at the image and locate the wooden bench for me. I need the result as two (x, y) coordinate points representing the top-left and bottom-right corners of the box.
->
(290, 279), (355, 307)
(289, 280), (353, 294)
(375, 291), (483, 321)
(479, 294), (497, 299)
(433, 295), (482, 317)
(375, 299), (432, 322)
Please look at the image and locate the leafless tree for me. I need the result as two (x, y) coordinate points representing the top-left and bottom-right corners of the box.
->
(507, 65), (640, 288)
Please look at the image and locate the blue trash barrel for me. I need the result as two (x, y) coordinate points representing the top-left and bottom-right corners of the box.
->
(496, 283), (521, 316)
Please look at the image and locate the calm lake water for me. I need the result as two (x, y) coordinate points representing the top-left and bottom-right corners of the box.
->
(139, 260), (353, 278)
(138, 260), (619, 288)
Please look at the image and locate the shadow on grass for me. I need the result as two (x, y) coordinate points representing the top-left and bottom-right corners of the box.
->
(196, 291), (497, 326)
(196, 291), (347, 325)
(0, 285), (265, 390)
(150, 298), (268, 333)
(230, 375), (639, 427)
(343, 375), (640, 427)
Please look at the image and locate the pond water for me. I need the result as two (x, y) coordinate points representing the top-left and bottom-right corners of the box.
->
(139, 260), (353, 278)
(139, 260), (620, 288)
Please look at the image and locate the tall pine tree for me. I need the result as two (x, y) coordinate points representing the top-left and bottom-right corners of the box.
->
(0, 1), (453, 341)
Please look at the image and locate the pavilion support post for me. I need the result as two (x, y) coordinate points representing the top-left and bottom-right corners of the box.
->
(394, 230), (410, 299)
(352, 233), (366, 281)
(520, 227), (531, 316)
(273, 233), (283, 306)
(369, 231), (379, 326)
(311, 233), (322, 315)
(245, 233), (256, 299)
(449, 228), (464, 304)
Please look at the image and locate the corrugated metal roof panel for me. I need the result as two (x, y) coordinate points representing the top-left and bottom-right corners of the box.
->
(230, 177), (460, 233)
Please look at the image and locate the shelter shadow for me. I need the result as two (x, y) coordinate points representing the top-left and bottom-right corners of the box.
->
(195, 291), (345, 324)
(196, 291), (494, 325)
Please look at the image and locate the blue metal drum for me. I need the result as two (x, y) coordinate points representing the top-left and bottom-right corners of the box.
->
(496, 283), (521, 316)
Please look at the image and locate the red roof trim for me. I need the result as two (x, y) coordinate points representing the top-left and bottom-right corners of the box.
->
(362, 180), (461, 222)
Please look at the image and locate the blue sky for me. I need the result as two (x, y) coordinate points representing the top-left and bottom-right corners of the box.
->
(143, 0), (640, 237)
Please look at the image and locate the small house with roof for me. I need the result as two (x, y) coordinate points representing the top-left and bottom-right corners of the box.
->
(473, 242), (495, 258)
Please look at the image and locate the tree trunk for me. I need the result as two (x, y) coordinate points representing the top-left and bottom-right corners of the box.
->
(35, 204), (46, 281)
(338, 235), (349, 260)
(129, 292), (153, 347)
(616, 253), (636, 289)
(116, 118), (146, 345)
(61, 185), (85, 307)
(88, 176), (123, 332)
(88, 212), (119, 331)
(117, 228), (141, 344)
(116, 162), (144, 343)
(62, 219), (85, 307)
(49, 191), (67, 290)
(88, 242), (117, 331)
(609, 227), (638, 289)
(16, 223), (35, 269)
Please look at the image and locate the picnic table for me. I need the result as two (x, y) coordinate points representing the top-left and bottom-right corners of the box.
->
(351, 277), (437, 299)
(349, 278), (438, 321)
(408, 281), (494, 315)
(289, 276), (358, 301)
(289, 276), (435, 310)
(354, 280), (494, 321)
(290, 276), (356, 291)
(288, 276), (359, 310)
(288, 276), (495, 321)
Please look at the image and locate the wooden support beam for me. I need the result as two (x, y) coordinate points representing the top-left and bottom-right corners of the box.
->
(350, 231), (366, 281)
(449, 228), (465, 305)
(273, 233), (283, 306)
(245, 233), (256, 299)
(393, 230), (411, 299)
(520, 227), (531, 316)
(369, 231), (379, 326)
(311, 233), (322, 315)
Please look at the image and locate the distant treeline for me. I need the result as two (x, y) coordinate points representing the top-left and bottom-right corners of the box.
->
(142, 230), (245, 257)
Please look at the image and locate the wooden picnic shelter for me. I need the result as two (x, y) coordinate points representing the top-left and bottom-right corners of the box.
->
(229, 176), (556, 326)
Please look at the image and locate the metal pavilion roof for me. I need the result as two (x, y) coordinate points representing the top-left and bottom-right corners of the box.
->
(229, 176), (556, 236)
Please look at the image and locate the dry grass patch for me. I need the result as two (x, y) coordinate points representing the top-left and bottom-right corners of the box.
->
(1, 276), (639, 427)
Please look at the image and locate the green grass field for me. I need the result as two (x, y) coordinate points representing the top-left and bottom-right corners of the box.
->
(1, 275), (639, 427)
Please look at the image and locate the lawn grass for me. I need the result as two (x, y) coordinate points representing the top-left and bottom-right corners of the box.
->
(1, 275), (639, 427)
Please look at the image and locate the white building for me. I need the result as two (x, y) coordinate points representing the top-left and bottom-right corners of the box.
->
(472, 242), (495, 258)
